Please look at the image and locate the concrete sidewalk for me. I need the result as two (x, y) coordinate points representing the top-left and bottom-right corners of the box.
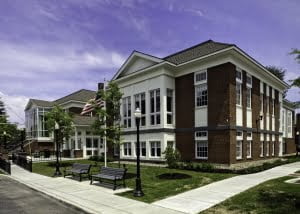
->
(8, 164), (182, 214)
(153, 161), (300, 214)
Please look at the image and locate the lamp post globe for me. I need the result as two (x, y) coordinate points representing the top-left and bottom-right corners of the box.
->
(54, 122), (62, 176)
(133, 108), (144, 197)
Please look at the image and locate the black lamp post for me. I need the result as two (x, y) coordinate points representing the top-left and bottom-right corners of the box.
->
(21, 128), (25, 152)
(54, 122), (62, 176)
(133, 108), (144, 197)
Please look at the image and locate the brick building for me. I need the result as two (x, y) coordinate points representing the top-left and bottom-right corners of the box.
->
(24, 89), (105, 158)
(112, 40), (297, 164)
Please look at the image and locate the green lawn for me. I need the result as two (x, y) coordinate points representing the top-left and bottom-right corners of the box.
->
(32, 160), (235, 203)
(202, 176), (300, 214)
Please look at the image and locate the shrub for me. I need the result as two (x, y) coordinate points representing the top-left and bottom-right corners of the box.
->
(163, 146), (181, 168)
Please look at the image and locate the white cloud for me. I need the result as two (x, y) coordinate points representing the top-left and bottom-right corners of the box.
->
(0, 91), (29, 128)
(184, 8), (204, 17)
(0, 42), (126, 78)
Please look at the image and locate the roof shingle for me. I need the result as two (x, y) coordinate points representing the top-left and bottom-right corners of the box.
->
(163, 40), (234, 65)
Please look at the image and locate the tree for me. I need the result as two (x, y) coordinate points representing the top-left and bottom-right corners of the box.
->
(163, 146), (181, 169)
(45, 105), (74, 149)
(265, 66), (286, 81)
(92, 81), (123, 167)
(289, 49), (300, 107)
(0, 98), (21, 152)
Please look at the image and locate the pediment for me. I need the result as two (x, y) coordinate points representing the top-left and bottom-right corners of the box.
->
(113, 51), (162, 80)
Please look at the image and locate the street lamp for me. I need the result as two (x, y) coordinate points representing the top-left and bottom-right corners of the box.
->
(3, 131), (7, 150)
(54, 122), (62, 176)
(296, 131), (300, 156)
(133, 108), (144, 197)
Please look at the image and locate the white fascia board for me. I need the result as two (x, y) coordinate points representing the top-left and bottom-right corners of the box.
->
(112, 51), (164, 81)
(58, 100), (87, 107)
(113, 62), (175, 85)
(231, 47), (289, 90)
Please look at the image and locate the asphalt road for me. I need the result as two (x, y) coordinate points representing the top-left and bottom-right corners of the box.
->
(0, 175), (87, 214)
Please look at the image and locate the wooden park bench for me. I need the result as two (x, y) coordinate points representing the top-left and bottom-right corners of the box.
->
(63, 163), (91, 182)
(90, 166), (127, 190)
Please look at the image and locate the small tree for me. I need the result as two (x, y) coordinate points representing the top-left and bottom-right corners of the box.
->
(45, 105), (74, 151)
(163, 146), (181, 169)
(92, 81), (123, 167)
(289, 48), (300, 107)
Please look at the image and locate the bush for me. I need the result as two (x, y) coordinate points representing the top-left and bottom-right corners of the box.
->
(163, 146), (181, 168)
(88, 155), (113, 163)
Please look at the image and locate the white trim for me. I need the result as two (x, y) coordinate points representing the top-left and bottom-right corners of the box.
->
(112, 51), (163, 80)
(194, 69), (207, 85)
(195, 140), (208, 160)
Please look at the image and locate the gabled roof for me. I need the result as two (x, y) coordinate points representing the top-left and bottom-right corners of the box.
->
(25, 89), (96, 111)
(26, 99), (53, 109)
(112, 51), (163, 80)
(55, 89), (95, 104)
(163, 40), (234, 65)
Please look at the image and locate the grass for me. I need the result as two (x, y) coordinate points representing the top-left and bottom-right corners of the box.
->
(202, 176), (300, 214)
(32, 160), (235, 203)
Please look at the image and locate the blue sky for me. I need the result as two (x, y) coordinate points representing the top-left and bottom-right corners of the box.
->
(0, 0), (299, 126)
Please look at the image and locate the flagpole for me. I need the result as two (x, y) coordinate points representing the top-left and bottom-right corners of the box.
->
(104, 81), (107, 168)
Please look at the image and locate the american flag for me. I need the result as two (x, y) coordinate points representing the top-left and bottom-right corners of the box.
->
(80, 97), (105, 115)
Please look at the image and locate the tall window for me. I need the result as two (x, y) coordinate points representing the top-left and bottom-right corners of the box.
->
(123, 142), (132, 156)
(246, 87), (251, 108)
(150, 141), (161, 157)
(282, 109), (285, 132)
(236, 83), (242, 106)
(259, 141), (264, 157)
(135, 141), (146, 157)
(287, 111), (292, 134)
(260, 141), (264, 157)
(93, 138), (98, 148)
(150, 89), (160, 125)
(122, 97), (131, 128)
(195, 131), (208, 159)
(236, 70), (242, 82)
(246, 141), (252, 158)
(266, 97), (269, 114)
(260, 94), (264, 112)
(134, 93), (146, 126)
(236, 141), (242, 160)
(246, 75), (252, 85)
(86, 138), (92, 148)
(167, 89), (173, 124)
(272, 142), (275, 156)
(266, 141), (269, 156)
(195, 84), (208, 107)
(272, 99), (275, 115)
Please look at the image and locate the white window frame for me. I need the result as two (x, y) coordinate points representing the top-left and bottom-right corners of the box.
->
(166, 88), (173, 125)
(236, 68), (242, 83)
(246, 141), (252, 158)
(266, 141), (269, 157)
(246, 87), (251, 109)
(287, 111), (292, 135)
(150, 141), (161, 157)
(194, 70), (207, 85)
(236, 140), (243, 160)
(135, 141), (146, 157)
(122, 97), (131, 128)
(260, 141), (264, 157)
(246, 74), (252, 87)
(134, 93), (146, 126)
(150, 89), (160, 126)
(195, 84), (208, 107)
(195, 141), (208, 159)
(195, 131), (208, 159)
(272, 99), (275, 116)
(123, 142), (132, 157)
(236, 83), (242, 106)
(260, 94), (264, 113)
